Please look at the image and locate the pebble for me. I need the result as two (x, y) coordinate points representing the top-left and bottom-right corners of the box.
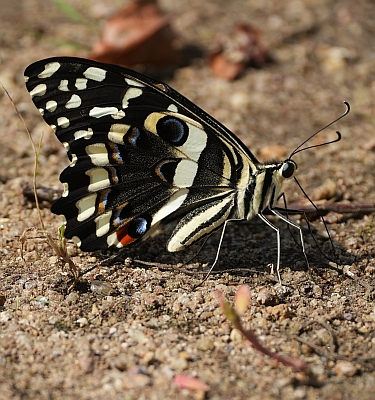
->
(266, 304), (292, 321)
(90, 280), (114, 296)
(64, 292), (79, 305)
(334, 360), (358, 377)
(256, 288), (278, 306)
(78, 356), (94, 373)
(196, 337), (215, 351)
(230, 328), (243, 343)
(76, 317), (88, 327)
(122, 373), (151, 389)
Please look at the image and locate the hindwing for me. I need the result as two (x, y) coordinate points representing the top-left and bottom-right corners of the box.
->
(24, 57), (260, 251)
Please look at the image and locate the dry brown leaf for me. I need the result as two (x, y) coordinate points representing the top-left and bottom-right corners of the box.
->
(90, 0), (180, 68)
(209, 23), (270, 80)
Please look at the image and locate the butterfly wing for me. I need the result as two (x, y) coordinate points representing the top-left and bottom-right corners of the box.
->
(24, 57), (259, 251)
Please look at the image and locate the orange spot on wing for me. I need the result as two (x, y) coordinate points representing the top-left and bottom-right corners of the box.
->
(116, 224), (137, 246)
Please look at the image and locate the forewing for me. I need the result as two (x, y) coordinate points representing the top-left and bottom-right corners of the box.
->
(24, 57), (253, 251)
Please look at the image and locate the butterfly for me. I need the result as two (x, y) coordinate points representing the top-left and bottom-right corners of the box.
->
(24, 57), (349, 276)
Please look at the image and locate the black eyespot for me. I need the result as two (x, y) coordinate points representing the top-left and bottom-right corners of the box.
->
(128, 215), (152, 238)
(157, 117), (188, 146)
(281, 160), (297, 178)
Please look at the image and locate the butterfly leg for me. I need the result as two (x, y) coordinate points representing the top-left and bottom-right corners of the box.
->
(258, 212), (282, 284)
(183, 236), (210, 265)
(192, 218), (243, 289)
(269, 207), (310, 271)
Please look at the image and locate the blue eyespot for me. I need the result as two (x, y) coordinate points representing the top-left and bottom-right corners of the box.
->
(157, 117), (188, 146)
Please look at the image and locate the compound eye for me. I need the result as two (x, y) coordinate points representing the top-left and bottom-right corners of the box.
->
(281, 160), (296, 178)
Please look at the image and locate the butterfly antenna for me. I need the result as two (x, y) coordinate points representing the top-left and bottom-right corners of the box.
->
(289, 101), (350, 159)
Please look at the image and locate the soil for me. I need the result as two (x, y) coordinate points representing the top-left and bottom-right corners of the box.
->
(1, 0), (375, 399)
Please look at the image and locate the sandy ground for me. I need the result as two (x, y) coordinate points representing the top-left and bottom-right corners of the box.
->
(1, 0), (375, 399)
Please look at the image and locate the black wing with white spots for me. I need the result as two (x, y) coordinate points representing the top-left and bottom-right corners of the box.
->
(25, 57), (263, 252)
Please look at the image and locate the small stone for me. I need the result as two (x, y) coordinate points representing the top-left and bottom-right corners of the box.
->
(312, 285), (323, 297)
(365, 265), (375, 275)
(142, 351), (155, 364)
(90, 280), (114, 296)
(78, 356), (94, 373)
(24, 281), (37, 291)
(76, 317), (88, 327)
(334, 360), (358, 377)
(114, 354), (131, 371)
(178, 351), (191, 360)
(169, 356), (188, 371)
(196, 337), (215, 351)
(266, 304), (291, 321)
(65, 291), (79, 305)
(122, 366), (151, 389)
(230, 328), (243, 343)
(122, 373), (151, 389)
(257, 288), (278, 306)
(48, 316), (60, 325)
(343, 313), (354, 321)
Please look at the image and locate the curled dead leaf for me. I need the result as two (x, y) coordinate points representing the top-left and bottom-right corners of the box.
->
(209, 23), (270, 80)
(90, 0), (180, 68)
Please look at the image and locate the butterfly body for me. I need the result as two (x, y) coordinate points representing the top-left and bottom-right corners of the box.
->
(24, 57), (297, 257)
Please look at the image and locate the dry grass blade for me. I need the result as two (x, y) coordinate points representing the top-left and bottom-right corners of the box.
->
(2, 82), (80, 288)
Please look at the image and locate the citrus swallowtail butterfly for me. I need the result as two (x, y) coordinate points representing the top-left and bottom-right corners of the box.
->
(24, 57), (348, 275)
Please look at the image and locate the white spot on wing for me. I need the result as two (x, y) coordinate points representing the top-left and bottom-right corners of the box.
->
(75, 78), (87, 90)
(69, 154), (77, 167)
(89, 107), (119, 118)
(83, 67), (106, 82)
(122, 87), (142, 108)
(76, 193), (97, 222)
(111, 110), (125, 119)
(168, 104), (178, 112)
(125, 78), (145, 87)
(58, 80), (69, 92)
(152, 189), (189, 225)
(30, 84), (47, 98)
(95, 211), (112, 237)
(179, 122), (207, 162)
(62, 142), (70, 151)
(108, 124), (130, 144)
(24, 76), (29, 83)
(86, 143), (109, 166)
(50, 124), (57, 133)
(66, 94), (82, 109)
(72, 236), (82, 247)
(74, 128), (93, 140)
(38, 62), (61, 78)
(107, 232), (120, 248)
(46, 100), (57, 112)
(57, 117), (70, 128)
(86, 168), (111, 192)
(38, 108), (44, 116)
(173, 160), (198, 187)
(62, 182), (69, 197)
